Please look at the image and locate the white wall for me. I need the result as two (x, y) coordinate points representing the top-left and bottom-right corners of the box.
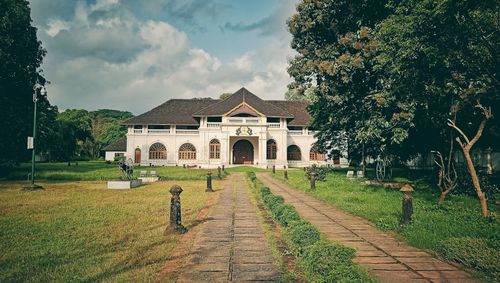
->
(125, 124), (349, 168)
(105, 151), (125, 161)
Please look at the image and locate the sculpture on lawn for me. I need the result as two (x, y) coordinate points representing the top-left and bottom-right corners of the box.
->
(119, 158), (134, 180)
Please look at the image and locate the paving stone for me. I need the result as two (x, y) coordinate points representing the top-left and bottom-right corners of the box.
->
(406, 262), (458, 271)
(365, 263), (409, 271)
(176, 173), (280, 282)
(232, 271), (281, 281)
(354, 257), (398, 264)
(416, 270), (472, 279)
(370, 270), (427, 280)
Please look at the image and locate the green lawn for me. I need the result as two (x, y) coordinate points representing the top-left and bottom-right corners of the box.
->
(0, 180), (218, 282)
(1, 161), (222, 181)
(271, 170), (499, 281)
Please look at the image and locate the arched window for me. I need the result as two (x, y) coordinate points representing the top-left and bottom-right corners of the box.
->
(287, 145), (302, 161)
(209, 139), (220, 159)
(149, 143), (167, 159)
(267, 139), (277, 160)
(179, 143), (196, 160)
(310, 148), (326, 161)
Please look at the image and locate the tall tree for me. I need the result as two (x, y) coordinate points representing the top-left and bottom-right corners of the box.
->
(0, 0), (56, 163)
(55, 109), (93, 161)
(376, 0), (499, 216)
(287, 0), (402, 163)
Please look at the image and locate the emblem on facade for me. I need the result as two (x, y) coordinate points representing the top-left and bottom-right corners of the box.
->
(236, 126), (253, 136)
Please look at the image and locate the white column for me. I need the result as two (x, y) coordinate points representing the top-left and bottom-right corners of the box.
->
(259, 135), (266, 167)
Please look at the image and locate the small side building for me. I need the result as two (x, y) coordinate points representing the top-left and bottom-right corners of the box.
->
(103, 137), (127, 161)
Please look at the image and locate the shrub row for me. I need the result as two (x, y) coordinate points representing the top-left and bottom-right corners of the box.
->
(259, 186), (374, 283)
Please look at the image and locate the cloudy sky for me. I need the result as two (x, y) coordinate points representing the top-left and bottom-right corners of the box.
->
(29, 0), (299, 115)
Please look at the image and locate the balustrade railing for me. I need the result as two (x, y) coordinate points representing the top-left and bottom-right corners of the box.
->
(207, 123), (221, 128)
(148, 129), (170, 134)
(288, 130), (303, 135)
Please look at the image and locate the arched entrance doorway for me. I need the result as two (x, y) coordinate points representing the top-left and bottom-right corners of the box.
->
(134, 148), (141, 163)
(233, 140), (254, 164)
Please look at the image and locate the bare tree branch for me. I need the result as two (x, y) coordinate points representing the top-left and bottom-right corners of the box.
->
(447, 119), (470, 144)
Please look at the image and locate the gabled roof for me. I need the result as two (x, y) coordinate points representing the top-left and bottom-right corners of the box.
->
(104, 136), (127, 151)
(193, 87), (293, 118)
(122, 88), (311, 126)
(267, 100), (311, 126)
(124, 99), (216, 125)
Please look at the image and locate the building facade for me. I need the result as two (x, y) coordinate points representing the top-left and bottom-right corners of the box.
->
(123, 88), (348, 168)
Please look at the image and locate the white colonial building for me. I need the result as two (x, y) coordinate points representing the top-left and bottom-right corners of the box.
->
(120, 88), (348, 168)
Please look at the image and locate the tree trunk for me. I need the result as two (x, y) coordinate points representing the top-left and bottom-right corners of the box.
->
(438, 192), (446, 206)
(463, 148), (489, 217)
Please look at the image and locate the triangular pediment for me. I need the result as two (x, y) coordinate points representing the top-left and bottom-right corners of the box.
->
(192, 87), (294, 118)
(226, 103), (262, 117)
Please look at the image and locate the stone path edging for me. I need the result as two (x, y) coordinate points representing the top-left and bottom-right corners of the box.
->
(257, 173), (480, 283)
(176, 173), (280, 282)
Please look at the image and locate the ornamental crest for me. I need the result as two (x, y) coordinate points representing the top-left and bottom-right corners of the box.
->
(236, 126), (252, 136)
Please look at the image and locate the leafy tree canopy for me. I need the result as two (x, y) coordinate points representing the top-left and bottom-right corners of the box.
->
(0, 0), (56, 163)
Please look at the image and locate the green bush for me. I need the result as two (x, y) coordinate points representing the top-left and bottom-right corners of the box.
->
(247, 171), (257, 184)
(273, 204), (301, 227)
(284, 220), (321, 255)
(305, 164), (329, 182)
(263, 193), (285, 208)
(300, 240), (374, 283)
(437, 237), (500, 280)
(455, 168), (499, 201)
(260, 186), (271, 195)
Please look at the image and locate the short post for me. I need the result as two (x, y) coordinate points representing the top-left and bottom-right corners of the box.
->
(303, 167), (307, 172)
(222, 164), (225, 172)
(164, 185), (187, 234)
(206, 171), (213, 192)
(272, 165), (275, 174)
(183, 164), (186, 168)
(284, 165), (288, 180)
(217, 166), (222, 179)
(310, 172), (316, 190)
(400, 184), (414, 225)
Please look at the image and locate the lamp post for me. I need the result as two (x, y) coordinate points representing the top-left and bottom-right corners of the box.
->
(26, 82), (45, 190)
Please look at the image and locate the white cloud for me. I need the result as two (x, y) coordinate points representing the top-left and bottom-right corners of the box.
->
(33, 0), (296, 114)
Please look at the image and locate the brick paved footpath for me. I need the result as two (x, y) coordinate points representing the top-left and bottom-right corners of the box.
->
(176, 173), (280, 282)
(257, 173), (481, 283)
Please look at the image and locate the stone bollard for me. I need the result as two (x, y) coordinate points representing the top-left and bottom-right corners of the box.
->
(183, 164), (186, 168)
(164, 185), (187, 234)
(206, 171), (214, 192)
(272, 165), (275, 174)
(310, 172), (316, 190)
(400, 184), (414, 225)
(222, 164), (225, 172)
(284, 165), (288, 180)
(303, 167), (306, 172)
(217, 166), (222, 179)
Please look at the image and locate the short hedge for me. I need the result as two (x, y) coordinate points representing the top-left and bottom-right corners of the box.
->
(255, 181), (375, 282)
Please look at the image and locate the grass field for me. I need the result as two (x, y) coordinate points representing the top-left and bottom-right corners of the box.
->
(271, 170), (499, 280)
(1, 161), (229, 181)
(0, 179), (219, 282)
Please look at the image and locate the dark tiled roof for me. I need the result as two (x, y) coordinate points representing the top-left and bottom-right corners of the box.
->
(268, 100), (311, 126)
(104, 136), (127, 151)
(124, 99), (216, 125)
(193, 87), (293, 118)
(123, 88), (311, 126)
